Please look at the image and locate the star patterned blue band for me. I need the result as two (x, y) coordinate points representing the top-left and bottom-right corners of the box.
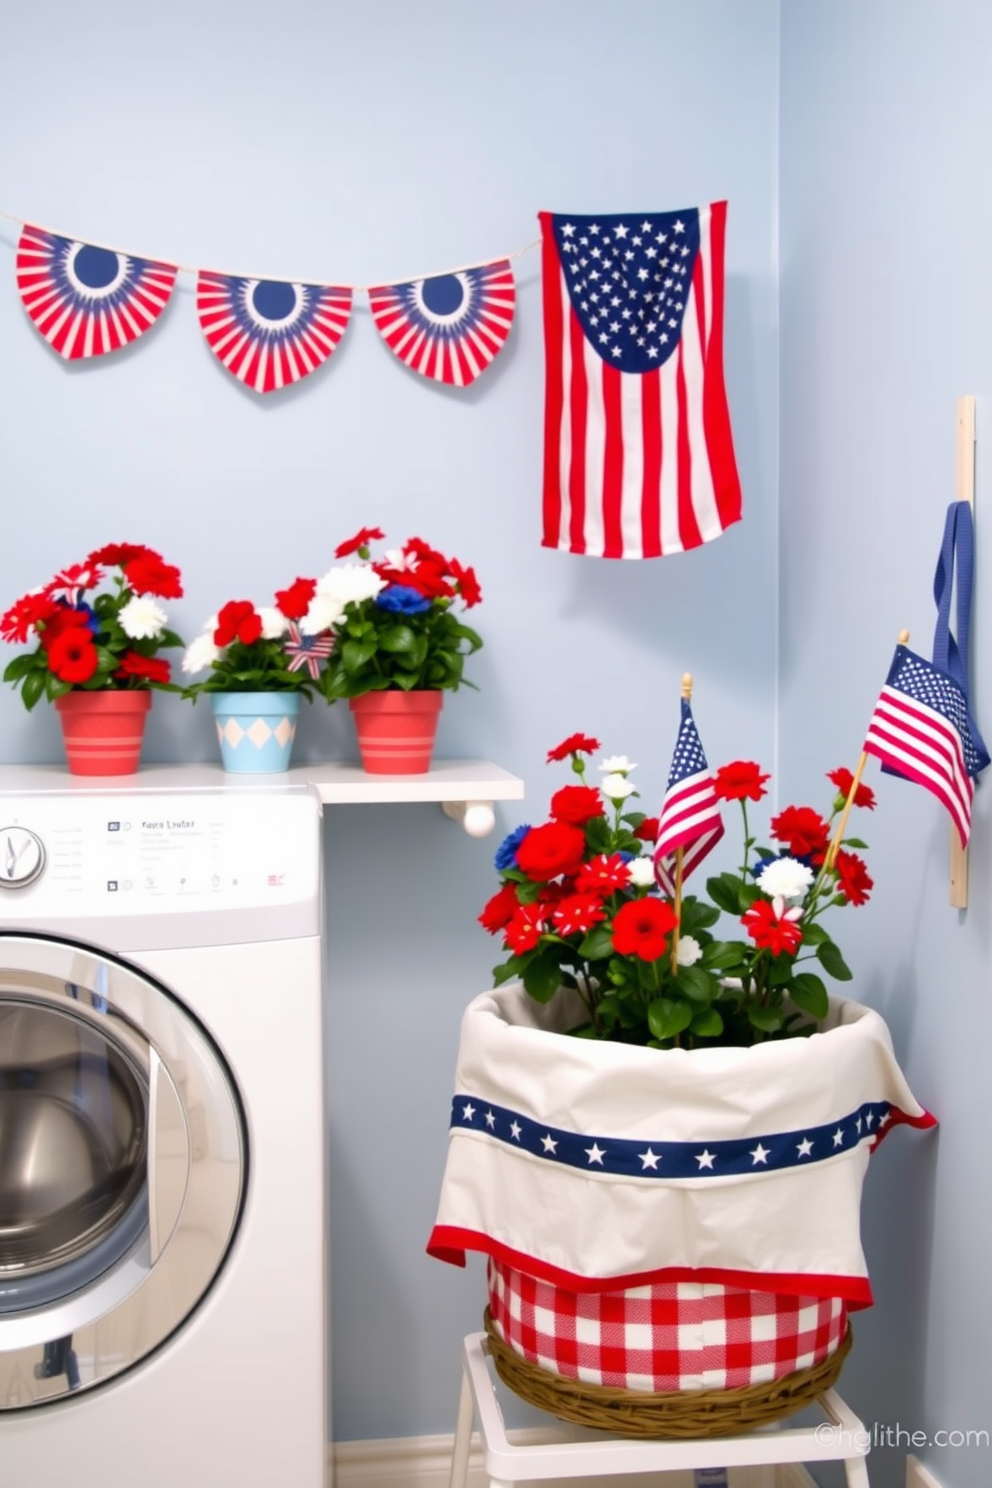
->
(449, 1095), (892, 1179)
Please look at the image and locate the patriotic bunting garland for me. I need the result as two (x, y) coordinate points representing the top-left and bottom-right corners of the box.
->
(367, 261), (515, 387)
(16, 224), (177, 361)
(196, 272), (353, 393)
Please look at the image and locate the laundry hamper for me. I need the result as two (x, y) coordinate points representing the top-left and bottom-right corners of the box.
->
(428, 984), (934, 1438)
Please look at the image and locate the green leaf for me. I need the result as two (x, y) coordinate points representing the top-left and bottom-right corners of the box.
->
(689, 1007), (724, 1038)
(817, 938), (853, 981)
(680, 898), (720, 931)
(747, 1003), (784, 1033)
(622, 811), (647, 829)
(378, 625), (417, 654)
(3, 654), (41, 682)
(798, 922), (828, 946)
(701, 939), (748, 971)
(707, 872), (744, 915)
(647, 997), (693, 1041)
(21, 668), (47, 711)
(522, 955), (563, 1003)
(674, 965), (716, 1003)
(789, 972), (829, 1020)
(768, 956), (796, 986)
(737, 881), (760, 912)
(341, 639), (377, 673)
(584, 815), (611, 854)
(492, 960), (521, 987)
(842, 837), (869, 850)
(578, 926), (614, 960)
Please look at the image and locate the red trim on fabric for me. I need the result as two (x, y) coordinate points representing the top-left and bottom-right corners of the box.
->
(700, 199), (743, 534)
(870, 1104), (938, 1149)
(539, 213), (565, 552)
(426, 1226), (875, 1308)
(601, 363), (624, 558)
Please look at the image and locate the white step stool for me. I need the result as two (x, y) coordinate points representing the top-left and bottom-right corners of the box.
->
(449, 1332), (871, 1488)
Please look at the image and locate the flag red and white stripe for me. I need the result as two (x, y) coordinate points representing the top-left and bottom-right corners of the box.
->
(540, 202), (742, 560)
(864, 654), (975, 848)
(654, 699), (725, 896)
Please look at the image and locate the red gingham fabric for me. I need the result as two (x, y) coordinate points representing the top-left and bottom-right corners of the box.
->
(488, 1258), (847, 1392)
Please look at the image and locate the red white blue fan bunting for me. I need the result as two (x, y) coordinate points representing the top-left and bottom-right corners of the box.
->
(16, 224), (177, 360)
(196, 273), (353, 394)
(367, 261), (515, 386)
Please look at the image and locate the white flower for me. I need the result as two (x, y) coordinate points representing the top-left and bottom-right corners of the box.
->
(599, 755), (637, 774)
(756, 857), (814, 902)
(383, 547), (413, 571)
(627, 857), (656, 887)
(676, 934), (703, 967)
(301, 593), (345, 635)
(119, 595), (167, 640)
(601, 773), (636, 800)
(182, 632), (220, 675)
(259, 606), (289, 640)
(317, 562), (386, 606)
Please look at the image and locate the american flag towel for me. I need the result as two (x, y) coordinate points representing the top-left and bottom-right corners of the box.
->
(539, 202), (742, 559)
(428, 985), (934, 1308)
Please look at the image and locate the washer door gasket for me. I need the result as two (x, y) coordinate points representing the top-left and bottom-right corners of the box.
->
(0, 935), (245, 1410)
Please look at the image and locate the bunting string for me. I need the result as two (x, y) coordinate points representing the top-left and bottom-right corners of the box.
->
(0, 206), (538, 290)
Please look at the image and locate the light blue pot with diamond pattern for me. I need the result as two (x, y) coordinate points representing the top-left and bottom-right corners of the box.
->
(210, 692), (301, 774)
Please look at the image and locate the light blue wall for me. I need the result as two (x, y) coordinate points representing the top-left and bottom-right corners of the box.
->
(780, 4), (992, 1487)
(0, 0), (781, 1443)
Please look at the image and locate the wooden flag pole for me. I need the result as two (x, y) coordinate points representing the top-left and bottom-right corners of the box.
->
(669, 673), (693, 974)
(950, 395), (976, 910)
(824, 630), (910, 873)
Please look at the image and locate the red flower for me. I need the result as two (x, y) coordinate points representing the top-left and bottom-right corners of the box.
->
(575, 853), (631, 893)
(115, 652), (171, 684)
(334, 526), (385, 559)
(714, 760), (770, 802)
(834, 849), (874, 906)
(405, 561), (455, 600)
(478, 883), (520, 934)
(827, 768), (876, 810)
(770, 805), (831, 861)
(547, 733), (601, 763)
(39, 606), (93, 652)
(1, 592), (59, 644)
(611, 897), (678, 961)
(47, 628), (99, 684)
(515, 821), (588, 882)
(124, 553), (183, 600)
(214, 601), (263, 648)
(504, 904), (547, 954)
(742, 899), (803, 956)
(449, 558), (482, 607)
(275, 577), (317, 620)
(404, 537), (449, 568)
(46, 562), (103, 600)
(550, 785), (605, 826)
(633, 816), (660, 842)
(87, 542), (155, 568)
(552, 895), (607, 937)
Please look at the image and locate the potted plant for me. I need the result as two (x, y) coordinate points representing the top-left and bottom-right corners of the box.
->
(428, 727), (934, 1437)
(318, 526), (483, 773)
(182, 575), (336, 773)
(0, 543), (184, 775)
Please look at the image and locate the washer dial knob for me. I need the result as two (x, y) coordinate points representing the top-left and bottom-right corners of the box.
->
(1, 827), (46, 888)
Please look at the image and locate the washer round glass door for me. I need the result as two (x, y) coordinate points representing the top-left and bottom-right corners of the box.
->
(0, 935), (245, 1409)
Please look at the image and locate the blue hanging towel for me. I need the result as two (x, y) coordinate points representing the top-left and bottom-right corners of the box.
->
(932, 501), (990, 779)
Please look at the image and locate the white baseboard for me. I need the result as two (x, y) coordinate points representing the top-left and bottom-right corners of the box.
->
(331, 1433), (822, 1488)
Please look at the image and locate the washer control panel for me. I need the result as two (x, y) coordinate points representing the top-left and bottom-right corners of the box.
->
(0, 789), (319, 915)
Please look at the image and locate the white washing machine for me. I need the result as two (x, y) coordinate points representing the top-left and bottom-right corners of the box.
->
(0, 769), (327, 1487)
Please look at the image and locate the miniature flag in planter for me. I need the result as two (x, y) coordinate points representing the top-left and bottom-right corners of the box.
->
(367, 261), (515, 387)
(16, 224), (177, 360)
(196, 272), (352, 393)
(864, 642), (989, 848)
(539, 203), (742, 559)
(284, 623), (333, 680)
(654, 698), (724, 896)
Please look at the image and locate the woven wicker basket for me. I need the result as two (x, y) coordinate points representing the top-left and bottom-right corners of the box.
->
(483, 1308), (853, 1439)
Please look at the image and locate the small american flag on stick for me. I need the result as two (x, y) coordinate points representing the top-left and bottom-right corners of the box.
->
(654, 696), (725, 896)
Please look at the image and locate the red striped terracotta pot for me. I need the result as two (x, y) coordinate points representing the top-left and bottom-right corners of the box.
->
(55, 691), (152, 776)
(349, 690), (443, 774)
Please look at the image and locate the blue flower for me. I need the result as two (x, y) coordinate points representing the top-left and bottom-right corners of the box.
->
(376, 585), (432, 615)
(494, 823), (531, 872)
